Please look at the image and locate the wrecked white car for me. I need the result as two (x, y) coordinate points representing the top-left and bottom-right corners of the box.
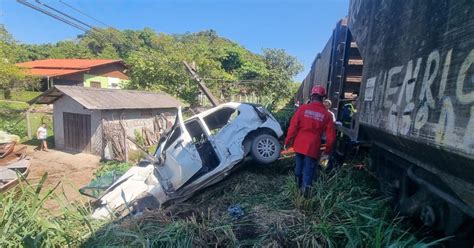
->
(91, 102), (283, 219)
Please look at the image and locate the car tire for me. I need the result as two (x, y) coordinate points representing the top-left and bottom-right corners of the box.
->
(250, 134), (281, 164)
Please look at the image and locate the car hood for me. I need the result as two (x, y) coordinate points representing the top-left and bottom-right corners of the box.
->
(91, 163), (165, 219)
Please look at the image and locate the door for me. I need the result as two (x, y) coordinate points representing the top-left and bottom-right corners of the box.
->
(63, 112), (91, 153)
(155, 107), (202, 192)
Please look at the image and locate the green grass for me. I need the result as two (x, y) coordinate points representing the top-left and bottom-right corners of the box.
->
(0, 155), (443, 247)
(0, 174), (102, 247)
(0, 90), (41, 102)
(82, 159), (440, 247)
(0, 101), (53, 142)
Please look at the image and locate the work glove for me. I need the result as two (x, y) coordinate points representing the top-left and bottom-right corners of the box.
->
(319, 154), (330, 168)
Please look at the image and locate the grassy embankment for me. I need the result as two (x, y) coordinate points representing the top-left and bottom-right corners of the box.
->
(0, 158), (440, 247)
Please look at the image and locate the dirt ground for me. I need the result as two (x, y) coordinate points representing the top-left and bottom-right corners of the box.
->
(25, 145), (100, 209)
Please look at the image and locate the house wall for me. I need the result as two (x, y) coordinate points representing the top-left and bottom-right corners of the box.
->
(100, 108), (178, 158)
(50, 63), (129, 90)
(83, 74), (129, 89)
(88, 63), (128, 80)
(53, 95), (102, 154)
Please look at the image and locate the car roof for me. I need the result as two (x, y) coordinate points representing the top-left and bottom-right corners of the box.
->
(189, 102), (256, 120)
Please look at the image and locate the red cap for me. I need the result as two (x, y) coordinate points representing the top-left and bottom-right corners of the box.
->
(311, 86), (326, 96)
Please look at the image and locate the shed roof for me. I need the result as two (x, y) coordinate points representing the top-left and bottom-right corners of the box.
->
(29, 85), (184, 110)
(16, 59), (125, 77)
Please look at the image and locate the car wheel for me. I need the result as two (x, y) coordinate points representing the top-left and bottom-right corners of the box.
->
(250, 134), (281, 164)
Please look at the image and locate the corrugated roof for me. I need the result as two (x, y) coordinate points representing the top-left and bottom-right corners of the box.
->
(16, 59), (125, 77)
(30, 85), (184, 110)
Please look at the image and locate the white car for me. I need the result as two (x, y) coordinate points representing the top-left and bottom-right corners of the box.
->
(92, 102), (283, 219)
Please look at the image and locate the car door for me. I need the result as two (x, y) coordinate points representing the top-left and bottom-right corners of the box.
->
(155, 107), (203, 192)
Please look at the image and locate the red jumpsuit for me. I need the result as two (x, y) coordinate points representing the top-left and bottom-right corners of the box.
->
(285, 101), (336, 159)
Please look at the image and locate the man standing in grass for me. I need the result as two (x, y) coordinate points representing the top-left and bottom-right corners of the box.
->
(36, 123), (49, 152)
(284, 86), (336, 197)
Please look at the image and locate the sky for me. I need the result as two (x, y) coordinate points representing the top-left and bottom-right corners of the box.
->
(0, 0), (350, 81)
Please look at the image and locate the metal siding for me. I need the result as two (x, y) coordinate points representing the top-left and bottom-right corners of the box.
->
(349, 0), (474, 206)
(349, 0), (474, 159)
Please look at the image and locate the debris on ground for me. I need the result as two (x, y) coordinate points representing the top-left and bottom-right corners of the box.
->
(227, 204), (245, 219)
(0, 131), (20, 143)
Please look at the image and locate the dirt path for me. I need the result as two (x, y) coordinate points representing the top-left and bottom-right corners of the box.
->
(25, 146), (100, 209)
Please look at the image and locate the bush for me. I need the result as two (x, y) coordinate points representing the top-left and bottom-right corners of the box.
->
(0, 119), (26, 137)
(95, 161), (133, 178)
(0, 89), (41, 102)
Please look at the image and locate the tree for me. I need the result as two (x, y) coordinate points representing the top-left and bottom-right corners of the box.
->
(258, 48), (303, 108)
(4, 26), (303, 107)
(0, 26), (40, 98)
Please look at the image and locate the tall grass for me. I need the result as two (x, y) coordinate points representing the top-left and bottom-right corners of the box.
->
(0, 174), (101, 247)
(83, 159), (440, 247)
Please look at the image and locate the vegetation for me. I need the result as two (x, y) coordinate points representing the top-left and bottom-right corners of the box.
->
(83, 159), (438, 247)
(0, 175), (100, 247)
(0, 26), (40, 98)
(0, 101), (53, 141)
(0, 156), (440, 247)
(0, 89), (41, 102)
(94, 161), (133, 178)
(1, 25), (302, 108)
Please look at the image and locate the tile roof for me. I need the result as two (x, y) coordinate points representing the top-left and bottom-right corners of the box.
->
(16, 59), (124, 77)
(30, 85), (185, 110)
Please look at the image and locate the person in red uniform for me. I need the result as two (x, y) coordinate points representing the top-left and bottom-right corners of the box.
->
(284, 86), (336, 197)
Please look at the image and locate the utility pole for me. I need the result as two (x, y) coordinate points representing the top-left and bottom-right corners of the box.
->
(183, 61), (220, 107)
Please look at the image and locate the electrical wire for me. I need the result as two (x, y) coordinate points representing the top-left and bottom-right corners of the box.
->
(17, 0), (118, 45)
(34, 0), (95, 29)
(16, 0), (88, 32)
(58, 0), (110, 28)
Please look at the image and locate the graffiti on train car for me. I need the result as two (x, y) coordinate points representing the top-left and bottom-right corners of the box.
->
(361, 48), (474, 155)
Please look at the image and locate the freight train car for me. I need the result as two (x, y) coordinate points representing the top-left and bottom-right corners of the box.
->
(298, 0), (474, 238)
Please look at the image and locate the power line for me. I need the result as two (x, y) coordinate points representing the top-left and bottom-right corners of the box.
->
(34, 0), (95, 29)
(58, 0), (110, 28)
(16, 0), (89, 32)
(17, 0), (117, 45)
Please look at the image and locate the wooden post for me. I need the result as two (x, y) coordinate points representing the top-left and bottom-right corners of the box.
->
(26, 109), (32, 139)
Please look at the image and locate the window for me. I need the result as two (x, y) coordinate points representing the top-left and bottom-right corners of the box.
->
(185, 119), (207, 145)
(90, 81), (101, 88)
(203, 107), (239, 135)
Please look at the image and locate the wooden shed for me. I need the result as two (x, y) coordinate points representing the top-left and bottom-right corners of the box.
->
(30, 86), (184, 159)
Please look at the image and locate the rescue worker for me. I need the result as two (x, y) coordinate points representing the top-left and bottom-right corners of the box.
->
(342, 96), (357, 128)
(284, 86), (336, 197)
(323, 99), (336, 123)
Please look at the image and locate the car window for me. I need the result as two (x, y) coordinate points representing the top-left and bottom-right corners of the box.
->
(203, 107), (239, 135)
(185, 119), (207, 145)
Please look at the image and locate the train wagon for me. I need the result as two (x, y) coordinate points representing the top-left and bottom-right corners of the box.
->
(297, 0), (474, 238)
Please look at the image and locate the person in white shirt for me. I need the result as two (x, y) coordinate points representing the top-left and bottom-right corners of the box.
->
(36, 123), (49, 152)
(323, 99), (336, 123)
